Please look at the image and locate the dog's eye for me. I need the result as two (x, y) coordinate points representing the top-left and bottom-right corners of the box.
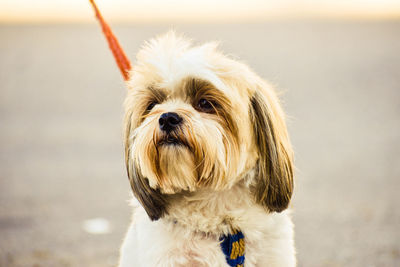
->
(146, 101), (157, 111)
(197, 98), (214, 112)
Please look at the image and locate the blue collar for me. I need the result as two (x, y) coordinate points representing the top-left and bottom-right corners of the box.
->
(219, 230), (245, 267)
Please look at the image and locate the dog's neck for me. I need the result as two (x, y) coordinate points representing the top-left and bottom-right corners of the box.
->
(164, 181), (257, 235)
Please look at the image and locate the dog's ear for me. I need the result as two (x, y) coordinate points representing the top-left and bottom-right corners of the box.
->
(250, 84), (294, 212)
(124, 118), (168, 221)
(126, 162), (168, 221)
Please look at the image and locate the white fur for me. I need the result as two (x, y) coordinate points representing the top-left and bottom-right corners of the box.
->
(119, 183), (295, 267)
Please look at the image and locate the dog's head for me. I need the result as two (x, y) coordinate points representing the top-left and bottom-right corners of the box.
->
(124, 32), (293, 220)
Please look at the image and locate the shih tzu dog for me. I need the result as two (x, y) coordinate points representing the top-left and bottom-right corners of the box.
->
(119, 31), (295, 267)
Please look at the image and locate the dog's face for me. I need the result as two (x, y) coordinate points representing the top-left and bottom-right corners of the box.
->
(124, 32), (293, 220)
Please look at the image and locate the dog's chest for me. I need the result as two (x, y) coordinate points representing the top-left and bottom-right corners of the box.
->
(119, 203), (295, 267)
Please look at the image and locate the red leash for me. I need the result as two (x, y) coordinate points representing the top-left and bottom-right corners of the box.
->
(89, 0), (132, 81)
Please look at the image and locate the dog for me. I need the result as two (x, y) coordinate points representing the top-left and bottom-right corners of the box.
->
(118, 31), (295, 267)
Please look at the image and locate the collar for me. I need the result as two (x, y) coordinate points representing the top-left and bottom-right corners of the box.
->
(219, 230), (245, 267)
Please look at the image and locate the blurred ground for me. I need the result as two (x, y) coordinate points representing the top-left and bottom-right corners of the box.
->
(0, 20), (399, 267)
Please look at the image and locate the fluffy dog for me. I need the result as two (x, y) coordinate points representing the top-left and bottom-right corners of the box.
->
(119, 31), (295, 267)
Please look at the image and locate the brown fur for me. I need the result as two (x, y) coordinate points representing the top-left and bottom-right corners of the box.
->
(125, 112), (168, 220)
(250, 89), (294, 212)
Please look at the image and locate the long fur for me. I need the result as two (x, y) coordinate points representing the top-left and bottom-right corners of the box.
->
(120, 31), (295, 267)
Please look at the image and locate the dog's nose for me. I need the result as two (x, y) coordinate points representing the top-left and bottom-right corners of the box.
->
(159, 112), (182, 132)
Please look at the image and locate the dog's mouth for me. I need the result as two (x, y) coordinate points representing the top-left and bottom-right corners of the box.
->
(157, 135), (188, 148)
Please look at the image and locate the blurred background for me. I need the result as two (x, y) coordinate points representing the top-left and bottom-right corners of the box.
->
(0, 0), (399, 266)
